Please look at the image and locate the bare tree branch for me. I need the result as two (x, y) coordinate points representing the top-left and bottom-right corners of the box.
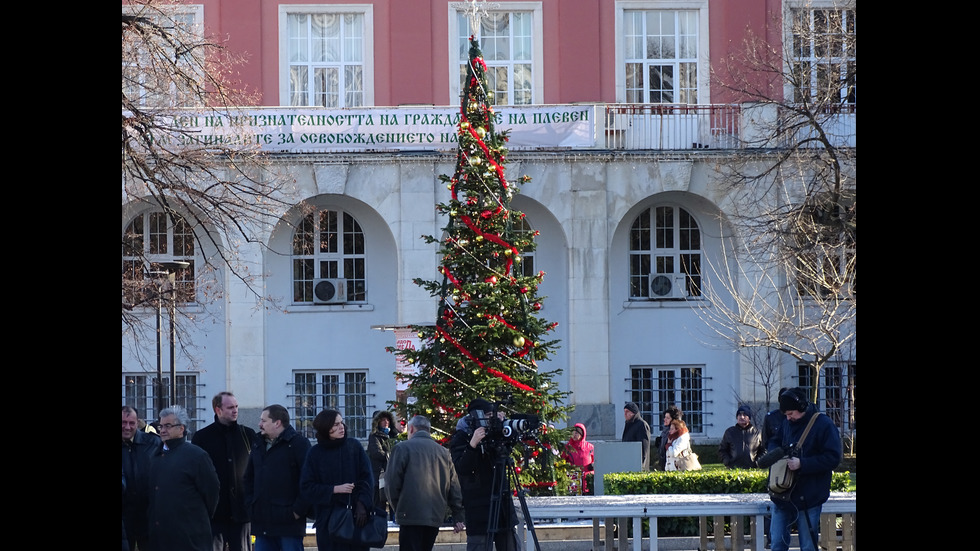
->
(702, 0), (856, 405)
(122, 0), (301, 368)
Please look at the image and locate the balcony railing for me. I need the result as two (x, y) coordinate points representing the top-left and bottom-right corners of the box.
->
(600, 103), (855, 150)
(601, 103), (741, 150)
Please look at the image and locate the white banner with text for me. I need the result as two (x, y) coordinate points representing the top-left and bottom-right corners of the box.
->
(154, 104), (597, 153)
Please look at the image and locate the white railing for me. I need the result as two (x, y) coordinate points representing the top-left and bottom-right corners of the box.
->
(518, 492), (856, 551)
(602, 104), (741, 150)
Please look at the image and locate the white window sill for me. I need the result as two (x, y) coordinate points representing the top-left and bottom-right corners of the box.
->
(285, 303), (376, 313)
(622, 298), (710, 309)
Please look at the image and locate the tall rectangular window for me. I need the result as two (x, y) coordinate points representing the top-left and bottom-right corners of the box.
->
(451, 3), (542, 105)
(791, 7), (856, 105)
(122, 211), (196, 306)
(122, 373), (202, 430)
(122, 5), (203, 109)
(623, 9), (699, 104)
(282, 6), (373, 107)
(291, 371), (371, 440)
(629, 206), (702, 299)
(796, 362), (856, 432)
(629, 366), (706, 433)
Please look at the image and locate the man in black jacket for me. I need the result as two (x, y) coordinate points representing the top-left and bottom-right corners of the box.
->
(449, 398), (521, 551)
(718, 404), (762, 469)
(761, 387), (842, 551)
(192, 391), (257, 551)
(244, 404), (312, 551)
(122, 405), (161, 551)
(621, 402), (651, 471)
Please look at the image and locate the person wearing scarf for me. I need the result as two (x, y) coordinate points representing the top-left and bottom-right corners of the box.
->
(664, 419), (691, 472)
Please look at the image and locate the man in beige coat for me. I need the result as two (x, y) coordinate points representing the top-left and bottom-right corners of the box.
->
(385, 415), (466, 551)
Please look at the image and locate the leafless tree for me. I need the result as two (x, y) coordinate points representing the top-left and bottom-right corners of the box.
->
(702, 0), (856, 407)
(122, 0), (299, 366)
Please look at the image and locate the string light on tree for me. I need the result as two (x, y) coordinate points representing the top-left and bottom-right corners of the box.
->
(386, 19), (572, 495)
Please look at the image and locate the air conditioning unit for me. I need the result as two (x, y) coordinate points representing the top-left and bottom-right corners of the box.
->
(650, 274), (688, 299)
(313, 278), (347, 304)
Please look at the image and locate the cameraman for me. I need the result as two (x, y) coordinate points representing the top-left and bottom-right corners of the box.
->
(449, 399), (522, 551)
(758, 387), (842, 551)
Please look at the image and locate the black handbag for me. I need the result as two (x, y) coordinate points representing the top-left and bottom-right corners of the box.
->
(358, 507), (389, 548)
(327, 496), (389, 548)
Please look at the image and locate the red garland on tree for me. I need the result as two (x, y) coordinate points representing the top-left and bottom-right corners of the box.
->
(387, 35), (573, 494)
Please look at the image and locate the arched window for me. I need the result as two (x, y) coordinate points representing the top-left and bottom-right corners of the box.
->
(291, 208), (366, 303)
(122, 210), (196, 305)
(628, 205), (702, 299)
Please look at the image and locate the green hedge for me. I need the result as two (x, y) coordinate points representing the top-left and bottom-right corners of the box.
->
(605, 468), (850, 494)
(602, 468), (851, 536)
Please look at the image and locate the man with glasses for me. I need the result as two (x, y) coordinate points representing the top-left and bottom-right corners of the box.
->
(149, 405), (220, 551)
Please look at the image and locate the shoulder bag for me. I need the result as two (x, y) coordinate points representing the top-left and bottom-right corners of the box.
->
(675, 448), (702, 471)
(327, 495), (389, 548)
(768, 412), (821, 496)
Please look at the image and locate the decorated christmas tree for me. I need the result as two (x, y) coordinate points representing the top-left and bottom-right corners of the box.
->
(387, 34), (573, 494)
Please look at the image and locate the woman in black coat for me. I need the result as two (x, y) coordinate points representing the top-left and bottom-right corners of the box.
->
(367, 410), (396, 519)
(300, 409), (375, 551)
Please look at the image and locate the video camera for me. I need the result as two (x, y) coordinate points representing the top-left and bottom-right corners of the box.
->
(466, 399), (540, 450)
(757, 442), (800, 468)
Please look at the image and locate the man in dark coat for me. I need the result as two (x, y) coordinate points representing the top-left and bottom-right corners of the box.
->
(244, 404), (312, 551)
(761, 387), (842, 551)
(621, 402), (651, 471)
(149, 406), (220, 551)
(192, 391), (256, 551)
(122, 405), (161, 551)
(450, 398), (521, 551)
(718, 404), (762, 469)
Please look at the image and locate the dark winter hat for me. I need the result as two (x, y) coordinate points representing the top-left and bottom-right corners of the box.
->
(736, 405), (752, 417)
(624, 402), (640, 414)
(468, 398), (494, 413)
(778, 388), (809, 413)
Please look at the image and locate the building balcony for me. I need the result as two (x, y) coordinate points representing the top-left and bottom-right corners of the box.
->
(152, 103), (856, 155)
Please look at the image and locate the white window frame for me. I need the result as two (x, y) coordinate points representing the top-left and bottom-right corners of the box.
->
(783, 0), (856, 106)
(122, 3), (205, 108)
(614, 0), (710, 104)
(629, 364), (707, 433)
(627, 204), (703, 300)
(122, 209), (198, 305)
(290, 370), (372, 440)
(278, 4), (375, 107)
(290, 207), (367, 304)
(448, 2), (543, 105)
(796, 361), (855, 433)
(122, 372), (204, 431)
(513, 216), (537, 279)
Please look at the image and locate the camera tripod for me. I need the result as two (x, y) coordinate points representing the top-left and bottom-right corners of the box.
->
(485, 447), (541, 551)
